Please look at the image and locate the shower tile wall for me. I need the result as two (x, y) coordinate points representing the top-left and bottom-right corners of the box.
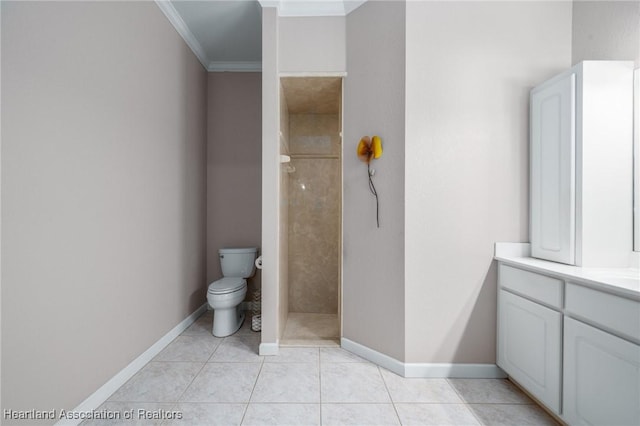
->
(288, 114), (341, 314)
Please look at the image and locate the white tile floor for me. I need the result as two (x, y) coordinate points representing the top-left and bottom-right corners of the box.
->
(82, 311), (559, 426)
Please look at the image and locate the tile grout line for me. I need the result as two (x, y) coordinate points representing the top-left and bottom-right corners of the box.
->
(239, 351), (266, 425)
(238, 402), (250, 426)
(161, 325), (223, 422)
(444, 378), (485, 425)
(172, 361), (209, 407)
(203, 328), (225, 363)
(319, 347), (323, 426)
(206, 333), (225, 362)
(100, 328), (552, 426)
(158, 342), (216, 426)
(377, 365), (403, 425)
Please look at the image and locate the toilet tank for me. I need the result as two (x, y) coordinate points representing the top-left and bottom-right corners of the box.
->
(219, 247), (258, 278)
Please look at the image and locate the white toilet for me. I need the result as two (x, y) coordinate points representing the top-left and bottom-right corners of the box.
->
(207, 247), (258, 337)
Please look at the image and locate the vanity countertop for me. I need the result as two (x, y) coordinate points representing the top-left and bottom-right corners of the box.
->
(495, 243), (640, 300)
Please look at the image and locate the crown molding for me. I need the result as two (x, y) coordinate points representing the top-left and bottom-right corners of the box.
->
(343, 0), (368, 15)
(154, 0), (209, 69)
(258, 0), (367, 17)
(279, 1), (350, 17)
(158, 0), (367, 72)
(208, 61), (263, 72)
(259, 0), (281, 8)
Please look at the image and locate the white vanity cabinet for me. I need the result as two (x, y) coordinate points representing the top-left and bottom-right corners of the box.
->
(530, 61), (634, 267)
(497, 259), (640, 424)
(497, 264), (563, 413)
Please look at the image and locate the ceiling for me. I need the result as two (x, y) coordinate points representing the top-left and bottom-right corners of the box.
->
(281, 77), (342, 114)
(156, 0), (367, 72)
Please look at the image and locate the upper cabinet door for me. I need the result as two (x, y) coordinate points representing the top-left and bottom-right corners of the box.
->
(530, 73), (576, 265)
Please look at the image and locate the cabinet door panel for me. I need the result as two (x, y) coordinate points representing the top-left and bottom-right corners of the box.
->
(498, 290), (562, 414)
(563, 317), (640, 426)
(530, 73), (576, 264)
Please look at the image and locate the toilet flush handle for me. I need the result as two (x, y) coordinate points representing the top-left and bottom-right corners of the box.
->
(255, 256), (263, 270)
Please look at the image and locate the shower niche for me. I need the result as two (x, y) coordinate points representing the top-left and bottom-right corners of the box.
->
(279, 76), (342, 346)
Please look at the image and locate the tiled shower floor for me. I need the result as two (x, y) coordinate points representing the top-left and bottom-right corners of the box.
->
(82, 311), (559, 425)
(281, 312), (340, 347)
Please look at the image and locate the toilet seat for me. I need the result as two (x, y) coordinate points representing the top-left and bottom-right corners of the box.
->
(208, 277), (246, 295)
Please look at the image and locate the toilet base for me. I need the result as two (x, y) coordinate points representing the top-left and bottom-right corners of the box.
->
(212, 305), (245, 337)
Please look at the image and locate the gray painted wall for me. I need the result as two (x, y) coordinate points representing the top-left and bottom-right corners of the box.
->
(342, 0), (573, 365)
(404, 0), (572, 363)
(343, 1), (406, 361)
(1, 1), (206, 419)
(206, 72), (262, 296)
(278, 16), (346, 74)
(572, 0), (640, 65)
(260, 6), (280, 346)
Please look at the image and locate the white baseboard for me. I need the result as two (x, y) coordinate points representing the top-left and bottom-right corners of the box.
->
(404, 363), (507, 378)
(56, 303), (208, 426)
(259, 341), (279, 356)
(341, 338), (506, 379)
(341, 338), (405, 376)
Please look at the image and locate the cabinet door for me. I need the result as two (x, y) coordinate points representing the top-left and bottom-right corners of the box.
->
(563, 317), (640, 426)
(530, 73), (576, 265)
(498, 290), (562, 414)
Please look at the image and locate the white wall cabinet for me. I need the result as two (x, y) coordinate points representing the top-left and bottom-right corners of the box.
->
(563, 317), (640, 426)
(530, 72), (576, 264)
(497, 289), (562, 413)
(530, 61), (634, 267)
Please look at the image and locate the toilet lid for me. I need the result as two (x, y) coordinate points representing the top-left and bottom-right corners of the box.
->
(208, 277), (246, 295)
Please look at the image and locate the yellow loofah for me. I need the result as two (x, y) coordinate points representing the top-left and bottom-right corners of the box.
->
(372, 135), (383, 159)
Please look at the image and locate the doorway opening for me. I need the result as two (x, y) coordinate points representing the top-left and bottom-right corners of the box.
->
(278, 76), (343, 346)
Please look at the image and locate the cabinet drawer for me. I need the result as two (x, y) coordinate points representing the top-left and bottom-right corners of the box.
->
(499, 264), (563, 309)
(565, 283), (640, 342)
